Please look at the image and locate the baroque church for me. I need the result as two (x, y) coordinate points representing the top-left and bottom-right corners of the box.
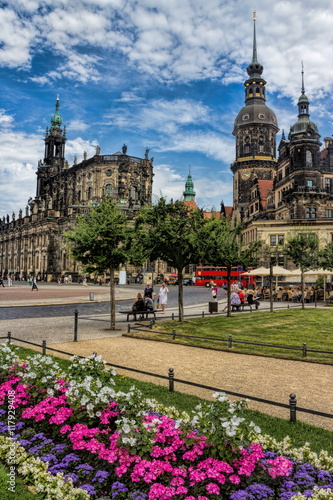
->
(0, 98), (154, 281)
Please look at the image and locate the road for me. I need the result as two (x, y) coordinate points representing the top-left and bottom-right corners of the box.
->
(0, 285), (220, 320)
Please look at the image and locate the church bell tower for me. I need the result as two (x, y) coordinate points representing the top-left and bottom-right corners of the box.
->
(231, 13), (279, 222)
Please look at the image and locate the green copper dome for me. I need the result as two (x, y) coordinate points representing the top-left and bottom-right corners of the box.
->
(183, 172), (196, 200)
(51, 96), (63, 128)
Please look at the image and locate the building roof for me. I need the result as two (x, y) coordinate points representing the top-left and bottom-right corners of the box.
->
(257, 180), (273, 210)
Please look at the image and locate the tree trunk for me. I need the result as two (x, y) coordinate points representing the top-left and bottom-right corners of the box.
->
(109, 267), (116, 330)
(269, 260), (273, 313)
(301, 270), (305, 310)
(178, 268), (184, 322)
(227, 268), (232, 317)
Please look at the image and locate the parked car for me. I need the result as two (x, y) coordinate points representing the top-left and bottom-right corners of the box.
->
(183, 278), (194, 286)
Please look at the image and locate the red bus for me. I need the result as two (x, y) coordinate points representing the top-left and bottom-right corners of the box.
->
(195, 266), (256, 288)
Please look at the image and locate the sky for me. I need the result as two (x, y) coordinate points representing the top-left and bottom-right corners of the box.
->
(0, 0), (333, 217)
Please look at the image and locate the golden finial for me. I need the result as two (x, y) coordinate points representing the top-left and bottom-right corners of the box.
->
(253, 11), (256, 21)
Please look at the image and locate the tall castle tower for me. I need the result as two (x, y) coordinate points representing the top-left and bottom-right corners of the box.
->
(231, 13), (279, 222)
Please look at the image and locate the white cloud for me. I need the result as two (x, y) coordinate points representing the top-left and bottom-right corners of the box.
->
(156, 131), (235, 163)
(0, 130), (42, 215)
(0, 8), (36, 68)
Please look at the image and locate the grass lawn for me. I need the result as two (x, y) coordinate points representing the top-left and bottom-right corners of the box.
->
(126, 309), (333, 364)
(0, 463), (44, 500)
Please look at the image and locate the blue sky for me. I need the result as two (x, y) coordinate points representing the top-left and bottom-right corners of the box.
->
(1, 0), (333, 216)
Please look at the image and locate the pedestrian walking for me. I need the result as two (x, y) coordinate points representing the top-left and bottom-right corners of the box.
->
(82, 277), (88, 286)
(31, 277), (38, 291)
(7, 276), (12, 287)
(157, 282), (169, 313)
(143, 283), (155, 301)
(0, 276), (4, 287)
(211, 283), (218, 300)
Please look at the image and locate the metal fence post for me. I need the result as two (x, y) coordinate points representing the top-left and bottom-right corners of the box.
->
(172, 312), (175, 320)
(302, 342), (307, 357)
(128, 323), (131, 333)
(315, 294), (317, 307)
(42, 339), (47, 356)
(228, 334), (233, 348)
(172, 329), (176, 340)
(149, 320), (153, 329)
(7, 332), (11, 344)
(289, 393), (297, 423)
(168, 368), (174, 392)
(74, 309), (78, 342)
(202, 311), (205, 318)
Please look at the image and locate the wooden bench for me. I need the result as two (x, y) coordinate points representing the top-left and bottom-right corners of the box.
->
(231, 303), (253, 312)
(119, 310), (158, 322)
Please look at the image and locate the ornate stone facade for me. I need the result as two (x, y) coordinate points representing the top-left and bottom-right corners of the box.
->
(0, 98), (154, 281)
(232, 17), (333, 259)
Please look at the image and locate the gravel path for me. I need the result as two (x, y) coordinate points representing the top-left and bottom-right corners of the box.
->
(50, 336), (333, 432)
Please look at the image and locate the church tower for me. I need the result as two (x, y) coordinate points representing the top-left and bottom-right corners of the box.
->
(183, 168), (196, 202)
(231, 13), (279, 222)
(36, 96), (66, 201)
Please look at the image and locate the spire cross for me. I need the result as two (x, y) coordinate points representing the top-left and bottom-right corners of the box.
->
(252, 11), (258, 63)
(301, 61), (305, 94)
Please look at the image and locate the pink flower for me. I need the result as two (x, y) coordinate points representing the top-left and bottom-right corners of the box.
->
(206, 482), (220, 495)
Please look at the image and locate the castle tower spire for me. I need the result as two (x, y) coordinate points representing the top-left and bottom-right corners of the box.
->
(183, 166), (196, 201)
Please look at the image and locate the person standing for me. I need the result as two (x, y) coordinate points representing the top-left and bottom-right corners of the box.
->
(31, 277), (38, 291)
(211, 283), (218, 300)
(7, 276), (12, 287)
(144, 283), (155, 301)
(0, 276), (4, 287)
(158, 282), (169, 313)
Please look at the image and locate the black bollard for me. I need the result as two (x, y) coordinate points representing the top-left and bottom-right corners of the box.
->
(7, 332), (11, 344)
(42, 339), (47, 356)
(302, 342), (307, 358)
(172, 329), (176, 340)
(168, 368), (174, 392)
(74, 309), (78, 342)
(289, 393), (297, 423)
(128, 323), (131, 333)
(228, 334), (233, 348)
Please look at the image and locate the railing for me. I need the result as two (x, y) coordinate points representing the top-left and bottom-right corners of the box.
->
(1, 332), (332, 425)
(127, 324), (333, 359)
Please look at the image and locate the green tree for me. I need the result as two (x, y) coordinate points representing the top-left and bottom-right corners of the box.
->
(65, 199), (132, 330)
(199, 217), (261, 316)
(283, 231), (319, 309)
(319, 242), (333, 270)
(136, 198), (206, 322)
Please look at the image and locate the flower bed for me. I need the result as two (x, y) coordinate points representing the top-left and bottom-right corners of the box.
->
(0, 342), (332, 500)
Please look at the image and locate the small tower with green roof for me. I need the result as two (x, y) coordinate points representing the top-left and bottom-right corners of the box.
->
(183, 167), (196, 201)
(43, 95), (66, 171)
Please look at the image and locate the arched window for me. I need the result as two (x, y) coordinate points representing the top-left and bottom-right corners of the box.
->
(130, 186), (138, 201)
(305, 207), (316, 219)
(87, 187), (92, 200)
(105, 184), (112, 197)
(256, 86), (260, 94)
(306, 150), (313, 167)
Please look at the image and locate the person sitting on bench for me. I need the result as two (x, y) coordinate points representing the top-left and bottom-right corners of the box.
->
(246, 292), (260, 310)
(144, 296), (154, 311)
(230, 290), (241, 311)
(132, 293), (145, 315)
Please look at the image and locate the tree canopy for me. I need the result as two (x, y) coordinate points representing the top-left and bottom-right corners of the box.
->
(136, 198), (206, 321)
(199, 216), (261, 316)
(65, 199), (132, 329)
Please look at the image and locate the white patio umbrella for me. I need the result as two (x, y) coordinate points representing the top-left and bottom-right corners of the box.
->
(303, 268), (333, 303)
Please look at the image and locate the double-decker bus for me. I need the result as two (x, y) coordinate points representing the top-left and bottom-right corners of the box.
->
(195, 266), (256, 288)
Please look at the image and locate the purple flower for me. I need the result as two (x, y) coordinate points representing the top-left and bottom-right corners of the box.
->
(92, 470), (109, 483)
(51, 443), (68, 454)
(19, 439), (32, 447)
(80, 484), (96, 495)
(40, 453), (57, 463)
(230, 483), (275, 499)
(63, 473), (79, 484)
